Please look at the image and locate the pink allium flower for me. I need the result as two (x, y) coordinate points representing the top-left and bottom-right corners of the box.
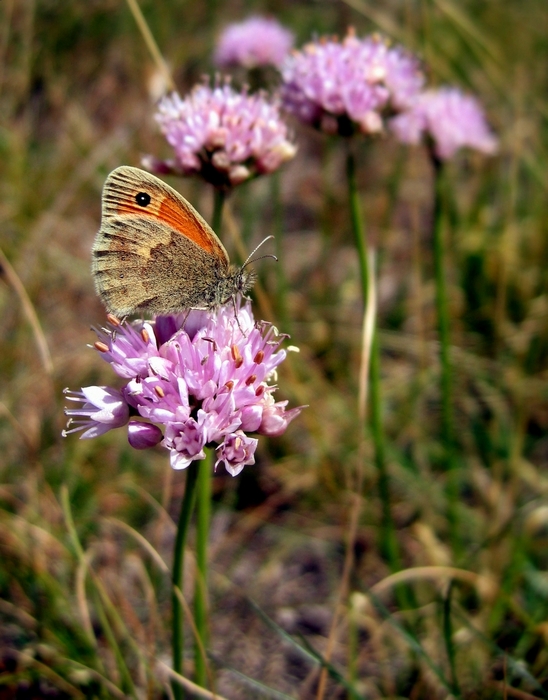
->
(390, 87), (498, 160)
(280, 29), (424, 136)
(63, 302), (304, 477)
(144, 80), (297, 189)
(214, 16), (294, 70)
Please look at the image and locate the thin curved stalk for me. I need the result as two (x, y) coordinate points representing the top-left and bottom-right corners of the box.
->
(346, 146), (399, 566)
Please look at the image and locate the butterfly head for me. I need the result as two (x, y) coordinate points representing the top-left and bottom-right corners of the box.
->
(216, 265), (256, 307)
(215, 234), (275, 306)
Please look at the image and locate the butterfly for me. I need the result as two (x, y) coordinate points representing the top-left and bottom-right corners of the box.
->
(92, 166), (257, 317)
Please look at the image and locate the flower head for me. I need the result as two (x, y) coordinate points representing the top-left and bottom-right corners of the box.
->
(214, 16), (294, 70)
(280, 29), (424, 136)
(390, 87), (498, 160)
(63, 301), (304, 477)
(144, 80), (297, 189)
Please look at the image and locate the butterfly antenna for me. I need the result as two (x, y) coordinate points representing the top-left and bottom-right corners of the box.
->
(242, 235), (277, 269)
(243, 253), (278, 267)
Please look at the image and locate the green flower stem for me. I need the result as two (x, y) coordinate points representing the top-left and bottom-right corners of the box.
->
(240, 181), (256, 246)
(347, 150), (370, 303)
(346, 147), (399, 567)
(431, 153), (458, 546)
(272, 170), (291, 332)
(194, 450), (213, 687)
(212, 187), (226, 234)
(172, 461), (200, 700)
(188, 187), (227, 690)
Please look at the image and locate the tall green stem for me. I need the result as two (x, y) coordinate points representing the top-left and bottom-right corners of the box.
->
(189, 189), (227, 689)
(194, 450), (213, 687)
(212, 187), (226, 234)
(347, 150), (370, 305)
(271, 170), (290, 332)
(431, 154), (458, 546)
(171, 187), (226, 700)
(172, 461), (200, 700)
(346, 147), (398, 566)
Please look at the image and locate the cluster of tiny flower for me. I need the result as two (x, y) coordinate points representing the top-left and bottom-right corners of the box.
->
(144, 80), (297, 189)
(146, 21), (497, 184)
(280, 29), (425, 136)
(63, 302), (303, 477)
(214, 15), (294, 70)
(278, 26), (497, 158)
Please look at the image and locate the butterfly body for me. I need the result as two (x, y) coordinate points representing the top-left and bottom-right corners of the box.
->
(92, 166), (254, 317)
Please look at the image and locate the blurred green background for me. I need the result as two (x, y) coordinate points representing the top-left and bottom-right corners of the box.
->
(1, 0), (548, 698)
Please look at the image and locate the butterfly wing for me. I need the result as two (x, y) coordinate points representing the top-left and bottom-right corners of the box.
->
(92, 166), (230, 316)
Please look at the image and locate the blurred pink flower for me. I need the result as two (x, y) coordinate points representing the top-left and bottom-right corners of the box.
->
(214, 16), (294, 70)
(390, 87), (498, 159)
(281, 29), (424, 136)
(144, 80), (296, 189)
(63, 301), (304, 477)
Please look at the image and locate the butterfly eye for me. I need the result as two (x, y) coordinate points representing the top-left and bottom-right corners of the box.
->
(135, 192), (151, 207)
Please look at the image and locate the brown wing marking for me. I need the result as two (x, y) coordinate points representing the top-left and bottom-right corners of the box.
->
(102, 166), (227, 259)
